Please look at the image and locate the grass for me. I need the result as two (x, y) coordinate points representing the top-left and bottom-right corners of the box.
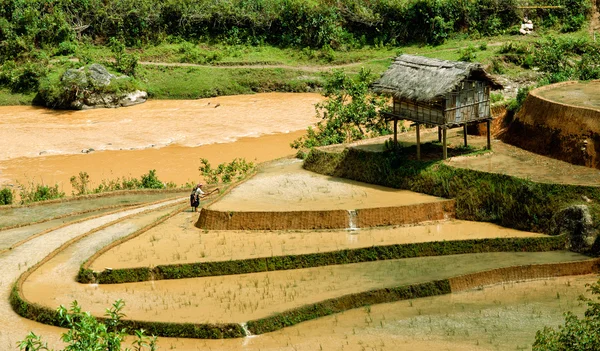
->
(0, 24), (594, 105)
(304, 147), (600, 235)
(139, 65), (324, 99)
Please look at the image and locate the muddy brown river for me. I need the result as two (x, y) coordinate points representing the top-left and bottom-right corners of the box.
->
(0, 93), (323, 193)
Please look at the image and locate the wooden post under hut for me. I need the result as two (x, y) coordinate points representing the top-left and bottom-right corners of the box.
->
(416, 123), (421, 160)
(487, 119), (492, 150)
(372, 54), (503, 160)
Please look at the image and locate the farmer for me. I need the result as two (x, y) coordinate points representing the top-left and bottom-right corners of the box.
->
(190, 184), (204, 212)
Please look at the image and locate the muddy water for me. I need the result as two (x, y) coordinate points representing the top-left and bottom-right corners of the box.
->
(0, 93), (322, 161)
(25, 251), (587, 325)
(0, 93), (322, 193)
(90, 212), (544, 269)
(210, 159), (443, 211)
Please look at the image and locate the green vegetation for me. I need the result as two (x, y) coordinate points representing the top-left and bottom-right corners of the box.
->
(533, 279), (600, 350)
(497, 35), (600, 84)
(10, 286), (245, 339)
(18, 300), (157, 351)
(304, 148), (600, 235)
(70, 170), (176, 196)
(198, 158), (255, 185)
(0, 0), (594, 105)
(0, 187), (13, 205)
(18, 182), (65, 205)
(37, 63), (144, 109)
(0, 0), (588, 55)
(247, 280), (451, 334)
(292, 68), (390, 149)
(78, 235), (566, 284)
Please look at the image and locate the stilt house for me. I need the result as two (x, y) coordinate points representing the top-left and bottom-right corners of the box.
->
(371, 54), (502, 159)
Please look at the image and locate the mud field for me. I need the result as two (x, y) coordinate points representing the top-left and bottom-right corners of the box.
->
(91, 212), (543, 269)
(24, 249), (587, 324)
(210, 159), (443, 211)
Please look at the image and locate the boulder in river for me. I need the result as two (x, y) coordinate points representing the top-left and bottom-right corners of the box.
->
(36, 63), (147, 110)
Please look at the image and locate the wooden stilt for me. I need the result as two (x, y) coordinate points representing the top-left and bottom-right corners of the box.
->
(393, 119), (398, 149)
(416, 123), (421, 160)
(442, 127), (447, 160)
(438, 126), (442, 142)
(463, 123), (468, 147)
(486, 120), (492, 150)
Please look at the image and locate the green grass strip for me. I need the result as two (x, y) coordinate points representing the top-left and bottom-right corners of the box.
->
(79, 235), (566, 284)
(246, 280), (451, 334)
(9, 285), (245, 339)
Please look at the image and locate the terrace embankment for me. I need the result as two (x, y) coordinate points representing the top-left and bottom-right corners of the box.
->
(197, 159), (453, 230)
(91, 214), (546, 270)
(501, 80), (600, 169)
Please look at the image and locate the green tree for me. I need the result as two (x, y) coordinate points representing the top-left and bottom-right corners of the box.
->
(18, 300), (157, 351)
(533, 279), (600, 350)
(291, 68), (390, 149)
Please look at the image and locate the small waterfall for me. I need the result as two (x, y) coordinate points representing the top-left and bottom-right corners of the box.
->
(347, 210), (359, 231)
(240, 322), (253, 337)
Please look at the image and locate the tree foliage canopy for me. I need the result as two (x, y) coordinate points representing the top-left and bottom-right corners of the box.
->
(292, 68), (390, 149)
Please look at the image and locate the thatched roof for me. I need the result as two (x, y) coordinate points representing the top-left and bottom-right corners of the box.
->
(371, 54), (503, 102)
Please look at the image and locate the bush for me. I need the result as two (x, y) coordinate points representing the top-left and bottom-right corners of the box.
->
(18, 182), (65, 204)
(70, 171), (90, 195)
(458, 45), (477, 62)
(199, 158), (255, 185)
(55, 41), (78, 56)
(507, 86), (532, 113)
(0, 187), (13, 205)
(17, 300), (157, 351)
(533, 279), (600, 350)
(109, 37), (138, 77)
(0, 60), (48, 93)
(140, 169), (164, 189)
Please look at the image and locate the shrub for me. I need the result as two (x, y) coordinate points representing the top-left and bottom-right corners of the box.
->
(0, 187), (13, 205)
(507, 86), (532, 113)
(18, 182), (65, 204)
(55, 41), (78, 56)
(140, 169), (164, 189)
(17, 300), (157, 351)
(109, 37), (138, 77)
(70, 171), (90, 195)
(458, 45), (477, 62)
(533, 279), (600, 350)
(199, 158), (255, 185)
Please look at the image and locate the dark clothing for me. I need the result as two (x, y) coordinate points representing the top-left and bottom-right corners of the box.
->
(190, 193), (200, 208)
